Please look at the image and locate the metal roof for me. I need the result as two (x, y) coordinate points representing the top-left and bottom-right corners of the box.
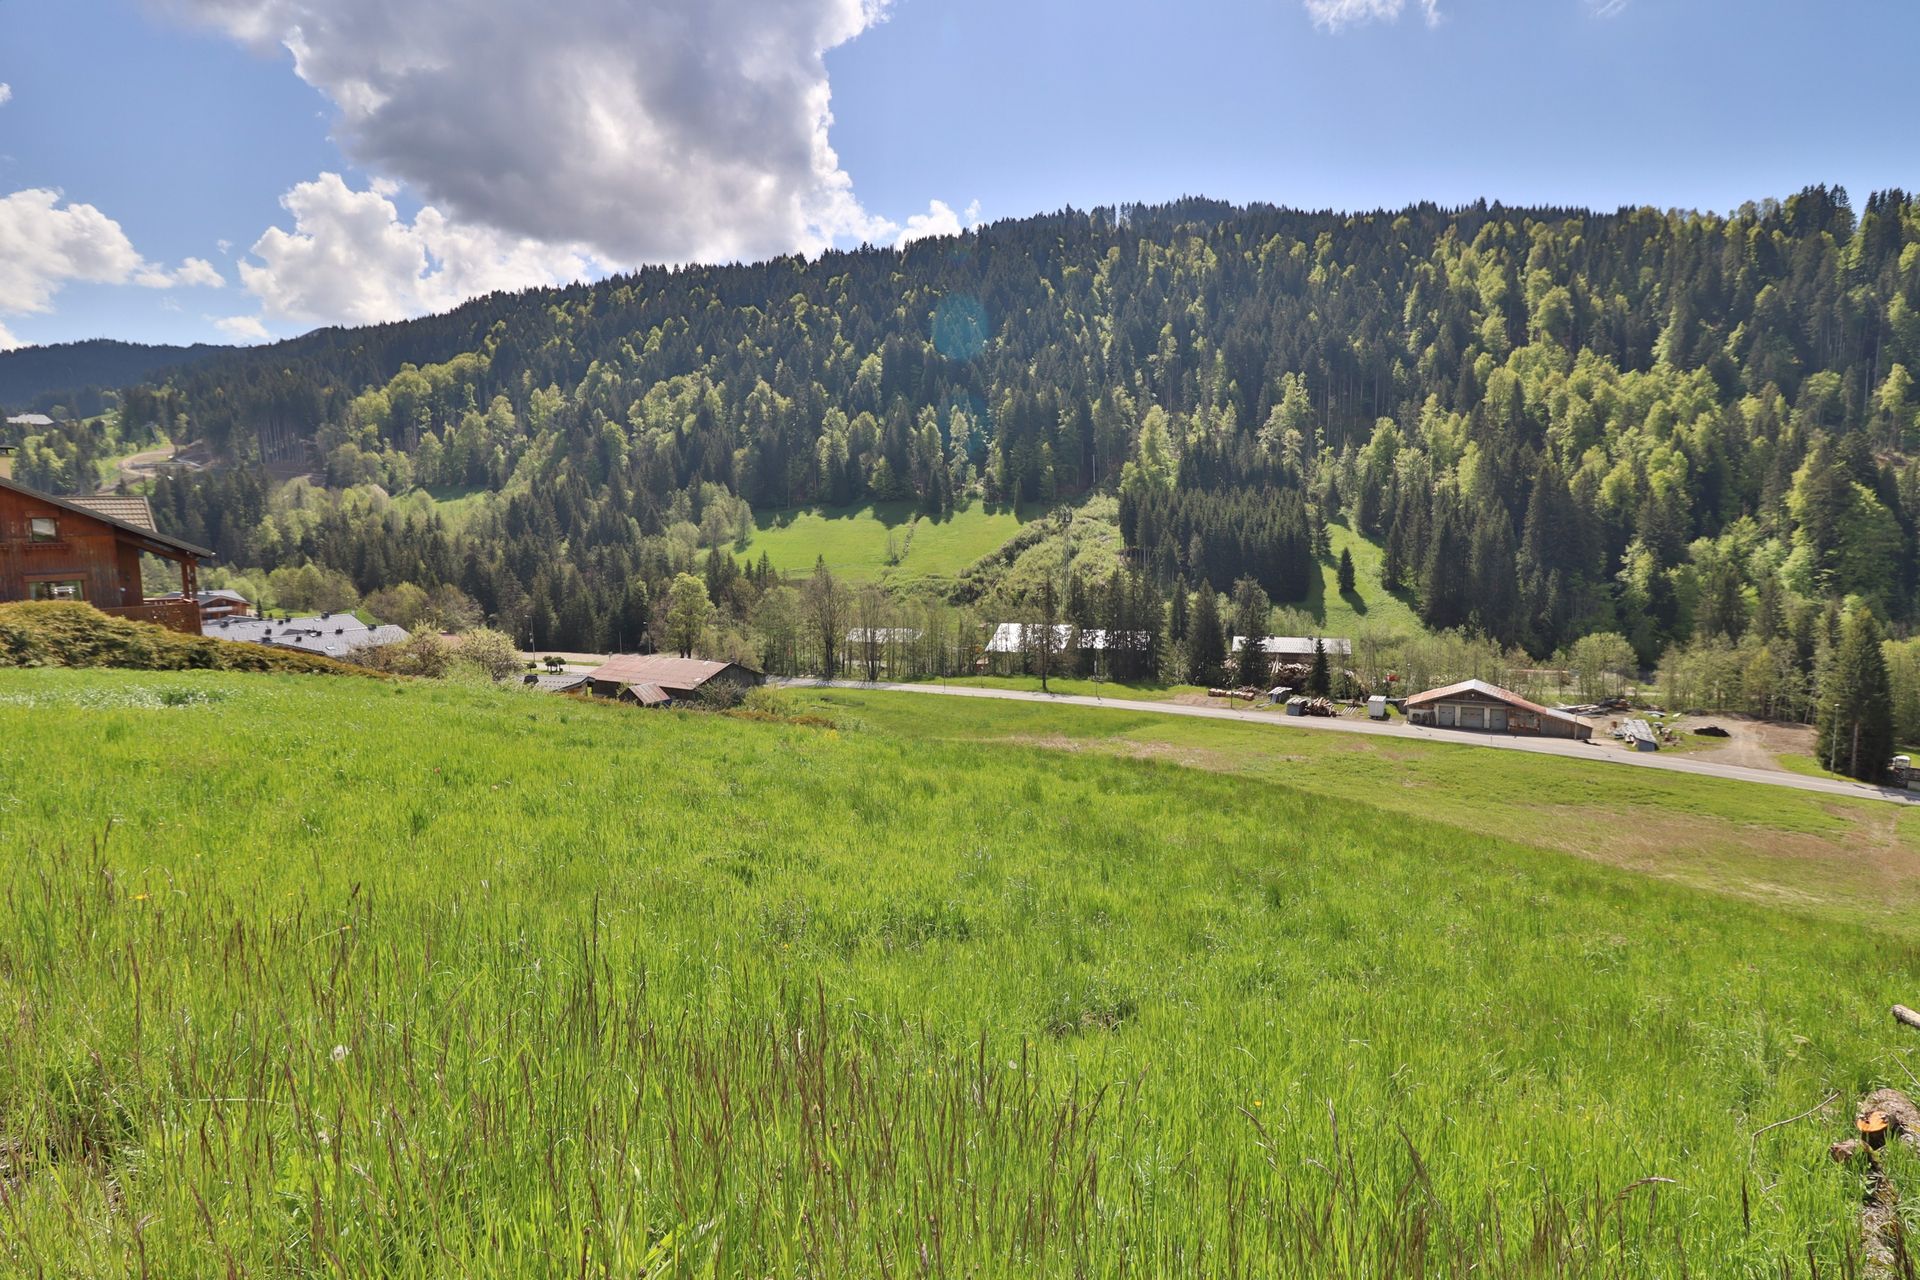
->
(203, 612), (408, 657)
(589, 654), (759, 689)
(0, 474), (213, 559)
(524, 672), (590, 693)
(1230, 635), (1354, 656)
(5, 414), (55, 428)
(985, 624), (1151, 653)
(1403, 678), (1588, 727)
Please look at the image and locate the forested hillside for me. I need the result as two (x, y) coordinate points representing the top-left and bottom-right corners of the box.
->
(50, 188), (1920, 679)
(0, 339), (223, 415)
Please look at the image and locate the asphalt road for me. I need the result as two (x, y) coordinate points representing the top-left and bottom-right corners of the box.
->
(781, 678), (1920, 808)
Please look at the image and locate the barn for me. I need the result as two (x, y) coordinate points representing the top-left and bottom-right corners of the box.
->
(1403, 679), (1593, 740)
(586, 654), (764, 705)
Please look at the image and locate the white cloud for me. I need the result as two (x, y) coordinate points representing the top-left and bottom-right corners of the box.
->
(0, 189), (229, 320)
(1305, 0), (1441, 30)
(0, 321), (21, 351)
(158, 0), (901, 266)
(212, 314), (270, 343)
(232, 172), (594, 328)
(0, 189), (148, 314)
(173, 257), (227, 288)
(896, 199), (983, 248)
(1588, 0), (1630, 15)
(0, 84), (12, 107)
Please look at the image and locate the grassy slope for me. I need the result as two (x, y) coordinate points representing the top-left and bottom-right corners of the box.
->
(1301, 519), (1428, 638)
(0, 670), (1909, 1277)
(736, 500), (1031, 581)
(799, 688), (1920, 926)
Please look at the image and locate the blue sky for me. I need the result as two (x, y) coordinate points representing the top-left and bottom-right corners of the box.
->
(1, 0), (1915, 350)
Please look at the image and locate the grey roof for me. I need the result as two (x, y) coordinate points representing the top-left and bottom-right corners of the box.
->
(524, 672), (590, 693)
(985, 624), (1151, 654)
(6, 414), (56, 428)
(1230, 635), (1354, 657)
(204, 612), (408, 658)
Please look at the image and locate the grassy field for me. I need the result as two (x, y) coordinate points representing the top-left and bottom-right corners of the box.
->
(735, 500), (1032, 581)
(1, 671), (1915, 1277)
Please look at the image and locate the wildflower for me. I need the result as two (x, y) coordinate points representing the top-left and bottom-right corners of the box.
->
(331, 1044), (348, 1064)
(1253, 1100), (1263, 1107)
(316, 1129), (330, 1147)
(132, 892), (150, 902)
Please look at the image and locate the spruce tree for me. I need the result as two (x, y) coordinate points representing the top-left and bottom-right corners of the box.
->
(1817, 607), (1894, 781)
(1307, 638), (1332, 697)
(1185, 588), (1226, 687)
(1337, 547), (1356, 595)
(1230, 577), (1271, 690)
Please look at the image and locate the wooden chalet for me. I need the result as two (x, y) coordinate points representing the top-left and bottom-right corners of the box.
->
(0, 449), (214, 635)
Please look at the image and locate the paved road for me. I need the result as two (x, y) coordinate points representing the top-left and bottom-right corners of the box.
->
(781, 679), (1920, 808)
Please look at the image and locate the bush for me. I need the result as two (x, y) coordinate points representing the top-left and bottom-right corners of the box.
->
(452, 627), (522, 681)
(360, 632), (452, 678)
(0, 602), (367, 675)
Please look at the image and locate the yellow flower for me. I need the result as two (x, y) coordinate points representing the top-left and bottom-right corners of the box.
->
(132, 892), (150, 902)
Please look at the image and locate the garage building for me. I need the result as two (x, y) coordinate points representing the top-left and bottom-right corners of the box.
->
(1403, 678), (1593, 740)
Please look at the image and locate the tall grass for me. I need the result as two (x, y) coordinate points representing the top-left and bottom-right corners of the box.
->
(0, 670), (1905, 1276)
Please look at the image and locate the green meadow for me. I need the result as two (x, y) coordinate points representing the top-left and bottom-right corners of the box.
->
(735, 500), (1032, 581)
(1, 669), (1915, 1277)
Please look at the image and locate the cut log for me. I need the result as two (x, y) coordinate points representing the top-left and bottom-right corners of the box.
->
(1893, 1004), (1920, 1032)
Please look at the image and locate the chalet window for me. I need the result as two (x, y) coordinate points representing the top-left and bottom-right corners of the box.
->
(28, 579), (85, 601)
(28, 517), (58, 542)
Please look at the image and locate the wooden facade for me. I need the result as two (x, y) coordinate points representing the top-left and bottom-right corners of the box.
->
(0, 468), (214, 635)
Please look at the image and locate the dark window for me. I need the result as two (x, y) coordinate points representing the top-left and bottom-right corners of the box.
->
(28, 579), (85, 601)
(28, 517), (58, 542)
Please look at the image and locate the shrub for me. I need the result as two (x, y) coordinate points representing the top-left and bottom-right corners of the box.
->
(0, 602), (368, 675)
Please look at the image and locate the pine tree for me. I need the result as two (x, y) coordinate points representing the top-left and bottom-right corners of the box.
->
(1336, 547), (1356, 595)
(1817, 607), (1894, 781)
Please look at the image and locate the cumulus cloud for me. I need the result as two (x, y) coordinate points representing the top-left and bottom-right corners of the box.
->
(173, 257), (227, 288)
(1305, 0), (1441, 30)
(0, 190), (148, 313)
(212, 313), (270, 342)
(157, 0), (901, 265)
(897, 199), (983, 248)
(0, 322), (21, 351)
(0, 84), (12, 106)
(230, 172), (593, 328)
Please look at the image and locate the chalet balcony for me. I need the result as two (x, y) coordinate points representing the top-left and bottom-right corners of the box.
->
(102, 599), (203, 635)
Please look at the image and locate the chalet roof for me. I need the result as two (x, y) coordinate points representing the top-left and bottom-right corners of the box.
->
(589, 653), (759, 690)
(1404, 678), (1589, 727)
(621, 682), (670, 706)
(1230, 635), (1353, 656)
(0, 473), (213, 560)
(69, 494), (158, 533)
(5, 414), (56, 428)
